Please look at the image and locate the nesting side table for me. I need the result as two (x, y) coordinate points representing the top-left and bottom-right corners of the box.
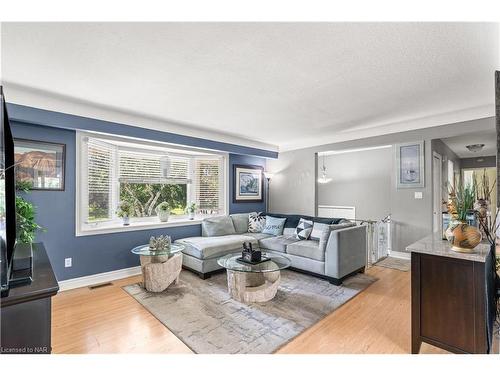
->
(131, 243), (185, 292)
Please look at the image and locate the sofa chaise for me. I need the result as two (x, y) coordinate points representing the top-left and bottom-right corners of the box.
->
(175, 212), (367, 285)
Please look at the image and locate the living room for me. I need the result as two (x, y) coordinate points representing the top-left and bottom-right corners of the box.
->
(1, 2), (500, 373)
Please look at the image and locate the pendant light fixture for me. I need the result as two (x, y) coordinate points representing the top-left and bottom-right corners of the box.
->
(317, 154), (332, 184)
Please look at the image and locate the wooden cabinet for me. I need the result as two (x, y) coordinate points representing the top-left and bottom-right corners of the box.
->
(1, 243), (59, 354)
(409, 236), (496, 354)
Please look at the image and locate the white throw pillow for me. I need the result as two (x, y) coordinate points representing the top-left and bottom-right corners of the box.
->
(310, 222), (329, 241)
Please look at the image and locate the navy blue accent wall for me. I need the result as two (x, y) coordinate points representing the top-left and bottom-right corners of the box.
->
(7, 103), (278, 159)
(10, 106), (272, 281)
(229, 154), (267, 214)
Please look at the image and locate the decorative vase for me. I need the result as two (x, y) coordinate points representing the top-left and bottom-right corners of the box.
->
(122, 216), (130, 226)
(158, 210), (170, 222)
(445, 220), (482, 253)
(188, 211), (195, 220)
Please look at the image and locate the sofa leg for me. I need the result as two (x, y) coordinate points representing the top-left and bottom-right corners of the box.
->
(329, 278), (342, 286)
(199, 272), (211, 280)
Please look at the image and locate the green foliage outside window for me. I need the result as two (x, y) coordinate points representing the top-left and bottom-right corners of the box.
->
(120, 183), (187, 217)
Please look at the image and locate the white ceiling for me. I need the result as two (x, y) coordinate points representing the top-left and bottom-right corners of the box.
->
(1, 22), (498, 152)
(441, 129), (497, 158)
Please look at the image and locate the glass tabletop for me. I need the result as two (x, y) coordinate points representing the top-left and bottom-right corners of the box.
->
(131, 243), (185, 256)
(217, 252), (291, 273)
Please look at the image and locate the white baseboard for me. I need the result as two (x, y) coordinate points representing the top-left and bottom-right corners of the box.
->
(388, 250), (411, 260)
(58, 266), (142, 292)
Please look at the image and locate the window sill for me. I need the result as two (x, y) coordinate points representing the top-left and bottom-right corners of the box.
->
(76, 216), (205, 237)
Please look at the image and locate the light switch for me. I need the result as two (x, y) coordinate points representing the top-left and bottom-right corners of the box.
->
(414, 192), (423, 199)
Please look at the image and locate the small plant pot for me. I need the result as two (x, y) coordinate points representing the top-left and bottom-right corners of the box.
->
(445, 220), (482, 253)
(158, 211), (170, 222)
(122, 216), (130, 226)
(188, 212), (195, 220)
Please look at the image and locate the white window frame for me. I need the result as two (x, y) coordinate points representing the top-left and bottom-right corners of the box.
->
(76, 131), (228, 236)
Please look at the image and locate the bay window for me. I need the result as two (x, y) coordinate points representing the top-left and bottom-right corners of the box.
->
(77, 132), (227, 235)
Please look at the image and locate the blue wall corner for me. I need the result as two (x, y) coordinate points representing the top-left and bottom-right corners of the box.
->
(229, 154), (267, 214)
(10, 106), (272, 281)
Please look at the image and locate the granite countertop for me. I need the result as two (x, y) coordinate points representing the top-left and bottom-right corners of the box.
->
(406, 233), (492, 263)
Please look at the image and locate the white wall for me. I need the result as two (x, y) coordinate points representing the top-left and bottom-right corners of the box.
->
(317, 147), (392, 221)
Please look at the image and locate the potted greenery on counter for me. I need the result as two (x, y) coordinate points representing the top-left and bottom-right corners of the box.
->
(445, 181), (482, 253)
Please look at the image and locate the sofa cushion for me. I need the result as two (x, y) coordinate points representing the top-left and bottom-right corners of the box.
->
(286, 240), (325, 262)
(230, 213), (250, 234)
(259, 235), (299, 253)
(202, 216), (236, 237)
(177, 235), (257, 259)
(242, 232), (274, 241)
(262, 216), (287, 236)
(248, 212), (266, 233)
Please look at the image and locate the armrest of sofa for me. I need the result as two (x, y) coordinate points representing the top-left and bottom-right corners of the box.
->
(324, 225), (367, 279)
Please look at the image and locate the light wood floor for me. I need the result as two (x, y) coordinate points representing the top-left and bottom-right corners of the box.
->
(52, 266), (449, 354)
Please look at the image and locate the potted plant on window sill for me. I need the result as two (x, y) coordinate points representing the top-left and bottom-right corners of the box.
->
(186, 202), (196, 220)
(155, 202), (171, 222)
(116, 201), (133, 226)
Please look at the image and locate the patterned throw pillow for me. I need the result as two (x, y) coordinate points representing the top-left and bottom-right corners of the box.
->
(295, 218), (313, 240)
(248, 212), (266, 233)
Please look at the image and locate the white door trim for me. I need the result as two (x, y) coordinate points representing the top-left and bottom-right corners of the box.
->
(432, 151), (443, 233)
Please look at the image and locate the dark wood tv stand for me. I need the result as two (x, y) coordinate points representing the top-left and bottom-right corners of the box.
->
(408, 235), (496, 354)
(0, 243), (59, 354)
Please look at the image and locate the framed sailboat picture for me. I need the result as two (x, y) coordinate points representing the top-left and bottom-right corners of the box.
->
(396, 141), (424, 189)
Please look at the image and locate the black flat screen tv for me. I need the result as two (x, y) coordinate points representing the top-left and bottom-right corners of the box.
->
(1, 85), (17, 296)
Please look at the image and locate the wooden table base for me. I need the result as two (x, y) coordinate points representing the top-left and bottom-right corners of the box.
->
(140, 253), (182, 292)
(226, 270), (280, 303)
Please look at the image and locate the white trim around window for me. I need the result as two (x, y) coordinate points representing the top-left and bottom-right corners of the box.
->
(75, 131), (229, 237)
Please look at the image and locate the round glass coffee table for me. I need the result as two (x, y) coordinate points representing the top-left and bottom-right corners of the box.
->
(217, 252), (291, 303)
(131, 243), (185, 292)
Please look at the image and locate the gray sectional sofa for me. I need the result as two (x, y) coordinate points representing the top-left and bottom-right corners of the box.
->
(176, 213), (367, 285)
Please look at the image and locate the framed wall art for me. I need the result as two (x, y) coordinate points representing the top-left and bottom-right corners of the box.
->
(233, 164), (264, 203)
(14, 139), (66, 190)
(395, 141), (424, 189)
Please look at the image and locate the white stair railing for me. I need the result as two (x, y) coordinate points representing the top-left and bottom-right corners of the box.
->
(357, 214), (391, 268)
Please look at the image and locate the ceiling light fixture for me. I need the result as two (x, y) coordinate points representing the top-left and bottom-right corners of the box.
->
(317, 154), (332, 184)
(465, 144), (485, 153)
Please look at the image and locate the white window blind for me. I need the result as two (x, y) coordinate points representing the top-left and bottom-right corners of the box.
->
(87, 138), (115, 222)
(195, 158), (222, 213)
(118, 150), (189, 183)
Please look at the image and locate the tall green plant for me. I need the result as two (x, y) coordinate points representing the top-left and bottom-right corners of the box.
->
(15, 180), (43, 244)
(448, 181), (476, 222)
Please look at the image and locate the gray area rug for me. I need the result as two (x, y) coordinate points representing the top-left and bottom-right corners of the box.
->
(123, 269), (376, 354)
(374, 256), (411, 272)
